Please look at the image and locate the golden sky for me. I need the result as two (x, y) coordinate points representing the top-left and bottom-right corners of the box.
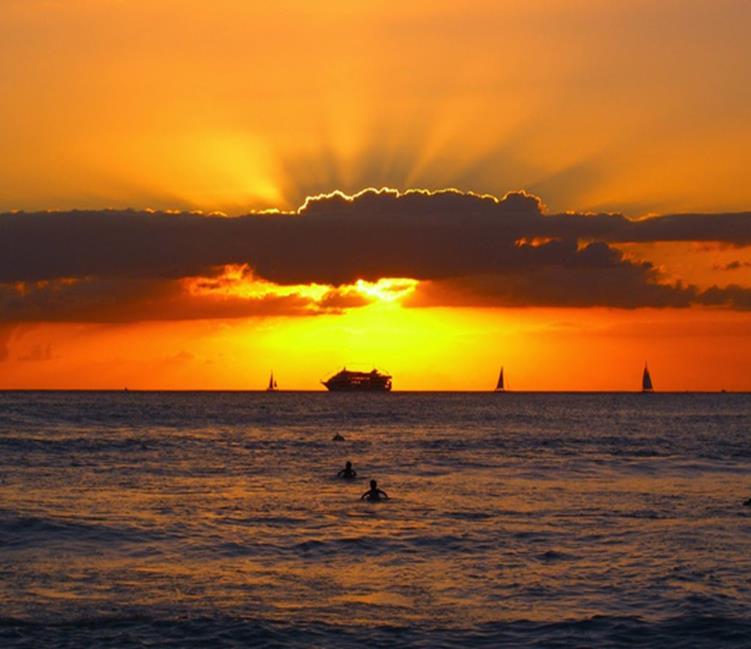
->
(1, 0), (751, 390)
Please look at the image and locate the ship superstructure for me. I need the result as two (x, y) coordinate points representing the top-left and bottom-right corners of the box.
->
(322, 368), (392, 392)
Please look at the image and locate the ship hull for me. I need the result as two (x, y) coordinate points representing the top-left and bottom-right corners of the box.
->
(324, 382), (392, 392)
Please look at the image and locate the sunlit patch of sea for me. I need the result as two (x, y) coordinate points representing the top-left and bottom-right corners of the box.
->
(0, 392), (750, 647)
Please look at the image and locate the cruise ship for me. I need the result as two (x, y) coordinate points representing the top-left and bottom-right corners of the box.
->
(322, 368), (392, 392)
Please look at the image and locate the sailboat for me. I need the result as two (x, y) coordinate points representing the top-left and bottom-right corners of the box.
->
(266, 371), (278, 392)
(641, 363), (653, 393)
(495, 366), (505, 392)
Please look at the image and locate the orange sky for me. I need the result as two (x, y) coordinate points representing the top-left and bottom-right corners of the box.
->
(2, 0), (750, 215)
(4, 305), (751, 391)
(1, 1), (751, 390)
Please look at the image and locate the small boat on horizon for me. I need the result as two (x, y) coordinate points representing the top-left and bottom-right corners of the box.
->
(266, 371), (278, 392)
(642, 363), (654, 393)
(495, 366), (505, 392)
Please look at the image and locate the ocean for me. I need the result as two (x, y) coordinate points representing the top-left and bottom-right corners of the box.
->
(1, 391), (750, 648)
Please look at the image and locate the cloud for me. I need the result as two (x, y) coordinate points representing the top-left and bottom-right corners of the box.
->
(2, 188), (750, 286)
(315, 287), (372, 313)
(406, 241), (700, 309)
(699, 284), (751, 310)
(0, 275), (341, 323)
(1, 187), (750, 319)
(713, 260), (751, 271)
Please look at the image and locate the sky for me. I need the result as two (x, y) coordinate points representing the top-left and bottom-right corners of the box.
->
(1, 0), (751, 390)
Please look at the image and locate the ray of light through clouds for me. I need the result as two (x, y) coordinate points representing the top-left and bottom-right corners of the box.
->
(1, 0), (751, 389)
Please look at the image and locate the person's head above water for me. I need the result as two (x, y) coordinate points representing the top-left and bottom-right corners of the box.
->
(361, 479), (388, 500)
(337, 461), (356, 478)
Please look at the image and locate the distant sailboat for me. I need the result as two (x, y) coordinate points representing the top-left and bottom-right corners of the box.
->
(495, 366), (505, 392)
(642, 363), (654, 393)
(267, 371), (278, 392)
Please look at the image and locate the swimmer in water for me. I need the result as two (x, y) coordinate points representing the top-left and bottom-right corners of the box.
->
(332, 433), (345, 441)
(361, 479), (389, 501)
(744, 498), (751, 507)
(337, 461), (357, 479)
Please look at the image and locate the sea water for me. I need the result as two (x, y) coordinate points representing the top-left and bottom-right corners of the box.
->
(1, 391), (750, 648)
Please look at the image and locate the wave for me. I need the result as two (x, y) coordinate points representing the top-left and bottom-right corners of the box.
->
(0, 514), (165, 549)
(1, 614), (750, 649)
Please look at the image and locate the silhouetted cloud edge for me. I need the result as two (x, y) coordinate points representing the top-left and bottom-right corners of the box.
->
(1, 187), (750, 321)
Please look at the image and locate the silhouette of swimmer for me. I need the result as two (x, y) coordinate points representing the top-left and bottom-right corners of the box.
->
(337, 461), (357, 479)
(361, 479), (389, 501)
(744, 498), (751, 507)
(332, 433), (345, 441)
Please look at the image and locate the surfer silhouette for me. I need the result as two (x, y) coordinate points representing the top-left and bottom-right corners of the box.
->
(337, 461), (357, 479)
(361, 479), (389, 501)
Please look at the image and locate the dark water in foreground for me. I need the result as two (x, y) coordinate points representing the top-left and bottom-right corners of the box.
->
(1, 391), (750, 648)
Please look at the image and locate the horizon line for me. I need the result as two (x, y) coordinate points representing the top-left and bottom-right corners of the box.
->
(0, 389), (745, 394)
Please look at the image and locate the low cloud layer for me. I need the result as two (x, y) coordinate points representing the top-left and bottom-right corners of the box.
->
(1, 188), (750, 321)
(0, 274), (365, 324)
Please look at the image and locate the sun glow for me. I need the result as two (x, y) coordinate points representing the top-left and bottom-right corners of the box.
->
(184, 264), (331, 302)
(185, 265), (419, 309)
(2, 2), (751, 392)
(354, 278), (418, 303)
(4, 2), (750, 215)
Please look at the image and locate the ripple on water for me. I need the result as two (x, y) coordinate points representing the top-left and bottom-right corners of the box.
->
(2, 615), (751, 649)
(0, 514), (164, 550)
(1, 392), (750, 647)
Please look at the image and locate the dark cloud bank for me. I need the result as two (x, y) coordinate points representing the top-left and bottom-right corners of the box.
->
(1, 188), (750, 322)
